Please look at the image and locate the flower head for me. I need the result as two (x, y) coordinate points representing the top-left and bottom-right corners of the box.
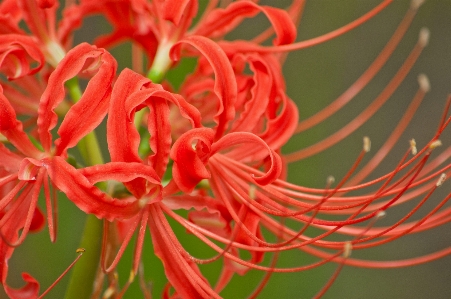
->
(1, 1), (450, 298)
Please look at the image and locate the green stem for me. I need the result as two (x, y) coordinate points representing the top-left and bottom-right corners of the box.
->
(146, 40), (173, 82)
(64, 215), (103, 299)
(65, 77), (83, 102)
(64, 77), (105, 299)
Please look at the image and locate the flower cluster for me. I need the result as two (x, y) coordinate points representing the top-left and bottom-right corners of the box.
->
(0, 0), (450, 298)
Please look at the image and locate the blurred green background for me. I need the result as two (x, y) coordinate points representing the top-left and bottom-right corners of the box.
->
(5, 0), (451, 298)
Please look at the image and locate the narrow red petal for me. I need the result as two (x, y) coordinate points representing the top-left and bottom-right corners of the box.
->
(108, 68), (202, 186)
(231, 54), (272, 133)
(194, 2), (296, 45)
(0, 34), (45, 79)
(148, 203), (220, 299)
(107, 68), (148, 165)
(45, 157), (140, 221)
(171, 35), (237, 139)
(0, 86), (42, 158)
(4, 273), (39, 299)
(170, 128), (214, 193)
(79, 161), (162, 203)
(38, 43), (117, 154)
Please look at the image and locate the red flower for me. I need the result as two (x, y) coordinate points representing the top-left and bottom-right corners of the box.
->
(0, 43), (145, 298)
(1, 1), (450, 298)
(103, 67), (217, 297)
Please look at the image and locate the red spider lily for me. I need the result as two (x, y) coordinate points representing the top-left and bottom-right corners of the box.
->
(101, 68), (282, 297)
(0, 0), (76, 66)
(0, 34), (46, 117)
(98, 35), (289, 296)
(0, 0), (82, 122)
(102, 64), (214, 296)
(63, 0), (297, 78)
(0, 42), (150, 298)
(134, 1), (451, 297)
(1, 0), (450, 298)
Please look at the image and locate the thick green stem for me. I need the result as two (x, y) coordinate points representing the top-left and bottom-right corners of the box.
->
(65, 77), (83, 102)
(64, 215), (103, 299)
(64, 77), (105, 299)
(146, 40), (173, 82)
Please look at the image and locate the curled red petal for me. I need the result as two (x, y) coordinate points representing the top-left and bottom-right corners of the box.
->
(211, 132), (282, 185)
(141, 89), (201, 177)
(163, 194), (230, 221)
(0, 34), (45, 79)
(170, 128), (214, 193)
(146, 97), (171, 178)
(108, 69), (161, 197)
(18, 157), (42, 181)
(259, 96), (299, 150)
(4, 273), (39, 299)
(231, 54), (272, 133)
(1, 197), (39, 299)
(107, 68), (149, 164)
(79, 162), (162, 203)
(45, 157), (140, 221)
(109, 68), (202, 183)
(0, 86), (42, 158)
(38, 42), (117, 154)
(194, 1), (296, 45)
(171, 35), (237, 139)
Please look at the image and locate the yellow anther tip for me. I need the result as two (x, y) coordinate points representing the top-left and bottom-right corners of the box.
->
(418, 74), (430, 92)
(410, 139), (417, 155)
(363, 136), (371, 153)
(343, 242), (352, 258)
(410, 0), (425, 10)
(429, 140), (442, 149)
(419, 28), (430, 47)
(436, 173), (446, 187)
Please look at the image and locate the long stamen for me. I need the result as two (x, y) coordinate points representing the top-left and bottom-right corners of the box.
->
(295, 0), (424, 133)
(37, 248), (86, 299)
(286, 28), (430, 162)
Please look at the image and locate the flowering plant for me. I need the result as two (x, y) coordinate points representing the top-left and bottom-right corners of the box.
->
(1, 0), (451, 298)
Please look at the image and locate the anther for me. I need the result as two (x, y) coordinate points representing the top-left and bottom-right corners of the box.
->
(363, 136), (371, 153)
(410, 139), (417, 155)
(343, 242), (352, 258)
(376, 211), (386, 219)
(129, 270), (136, 283)
(417, 74), (430, 93)
(418, 28), (430, 47)
(410, 0), (425, 11)
(103, 287), (115, 299)
(436, 173), (446, 187)
(249, 184), (256, 200)
(429, 140), (442, 149)
(327, 176), (335, 186)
